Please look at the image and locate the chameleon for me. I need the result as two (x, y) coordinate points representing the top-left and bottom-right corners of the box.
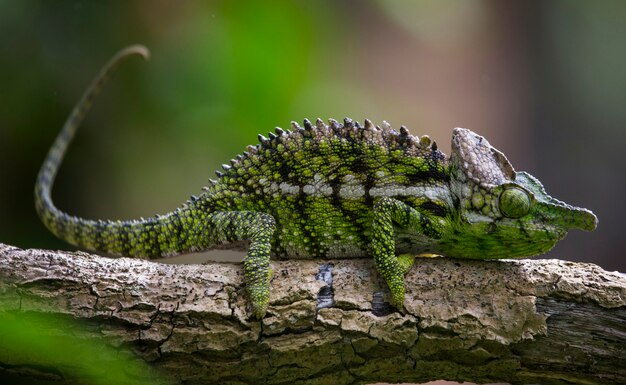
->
(35, 45), (598, 319)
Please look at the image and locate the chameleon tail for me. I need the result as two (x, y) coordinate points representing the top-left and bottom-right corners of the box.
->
(34, 45), (206, 258)
(36, 45), (150, 208)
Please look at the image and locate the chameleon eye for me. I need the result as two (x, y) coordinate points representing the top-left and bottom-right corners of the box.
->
(499, 186), (531, 218)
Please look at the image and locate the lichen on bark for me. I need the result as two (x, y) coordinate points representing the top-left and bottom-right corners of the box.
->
(0, 243), (624, 385)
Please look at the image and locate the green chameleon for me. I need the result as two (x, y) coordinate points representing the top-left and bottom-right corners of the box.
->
(35, 46), (598, 319)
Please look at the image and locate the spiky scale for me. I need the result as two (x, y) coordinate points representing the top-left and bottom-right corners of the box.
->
(275, 127), (285, 136)
(35, 45), (598, 321)
(328, 118), (340, 130)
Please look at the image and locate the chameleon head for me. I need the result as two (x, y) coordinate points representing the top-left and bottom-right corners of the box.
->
(442, 128), (598, 259)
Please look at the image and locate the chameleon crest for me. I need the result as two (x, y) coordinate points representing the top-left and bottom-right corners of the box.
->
(443, 127), (597, 259)
(35, 46), (597, 318)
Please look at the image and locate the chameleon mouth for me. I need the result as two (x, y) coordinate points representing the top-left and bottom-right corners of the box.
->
(549, 199), (598, 232)
(572, 208), (598, 232)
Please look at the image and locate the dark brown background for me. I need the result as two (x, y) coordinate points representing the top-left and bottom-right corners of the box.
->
(0, 2), (624, 384)
(2, 1), (623, 270)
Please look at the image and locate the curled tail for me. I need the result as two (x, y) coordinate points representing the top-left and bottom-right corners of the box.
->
(35, 46), (207, 258)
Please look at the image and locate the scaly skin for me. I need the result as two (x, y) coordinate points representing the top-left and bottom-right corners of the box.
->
(35, 46), (598, 318)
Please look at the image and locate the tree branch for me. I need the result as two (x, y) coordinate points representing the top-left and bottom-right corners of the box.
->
(0, 243), (624, 385)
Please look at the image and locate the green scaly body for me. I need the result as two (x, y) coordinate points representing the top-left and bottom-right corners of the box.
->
(35, 46), (598, 318)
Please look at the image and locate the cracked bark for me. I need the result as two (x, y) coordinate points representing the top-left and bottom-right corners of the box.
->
(0, 243), (624, 385)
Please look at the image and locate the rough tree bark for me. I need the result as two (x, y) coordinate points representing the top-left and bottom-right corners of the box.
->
(0, 243), (624, 385)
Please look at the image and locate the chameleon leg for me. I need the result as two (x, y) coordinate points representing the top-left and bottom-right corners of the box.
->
(396, 254), (416, 275)
(207, 211), (276, 319)
(371, 197), (441, 309)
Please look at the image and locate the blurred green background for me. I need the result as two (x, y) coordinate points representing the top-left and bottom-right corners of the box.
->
(1, 0), (625, 273)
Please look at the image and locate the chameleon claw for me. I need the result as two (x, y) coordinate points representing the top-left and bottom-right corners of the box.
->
(251, 303), (268, 320)
(248, 287), (270, 320)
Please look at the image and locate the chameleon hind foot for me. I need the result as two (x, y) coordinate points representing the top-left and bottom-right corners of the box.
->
(245, 266), (273, 319)
(207, 211), (275, 319)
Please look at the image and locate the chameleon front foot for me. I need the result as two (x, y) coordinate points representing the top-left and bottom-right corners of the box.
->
(388, 278), (407, 310)
(385, 254), (417, 309)
(372, 253), (411, 310)
(372, 198), (443, 312)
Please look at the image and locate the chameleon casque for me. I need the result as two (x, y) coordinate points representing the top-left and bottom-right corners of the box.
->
(35, 46), (598, 319)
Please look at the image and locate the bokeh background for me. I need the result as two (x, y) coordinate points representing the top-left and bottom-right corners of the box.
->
(1, 0), (623, 271)
(0, 1), (624, 384)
